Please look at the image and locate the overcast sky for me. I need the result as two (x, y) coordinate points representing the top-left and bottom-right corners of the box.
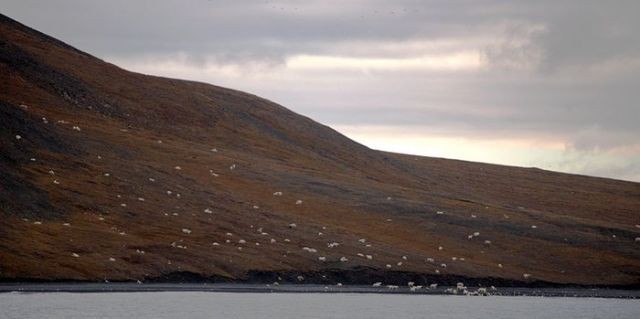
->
(4, 0), (640, 181)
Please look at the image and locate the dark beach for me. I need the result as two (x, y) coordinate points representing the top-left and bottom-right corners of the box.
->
(1, 283), (638, 299)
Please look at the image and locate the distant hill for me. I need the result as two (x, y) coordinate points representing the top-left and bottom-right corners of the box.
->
(1, 13), (639, 286)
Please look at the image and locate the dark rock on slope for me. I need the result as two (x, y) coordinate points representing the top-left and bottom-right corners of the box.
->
(1, 13), (639, 287)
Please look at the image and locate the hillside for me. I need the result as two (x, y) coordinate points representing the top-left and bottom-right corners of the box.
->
(1, 13), (639, 287)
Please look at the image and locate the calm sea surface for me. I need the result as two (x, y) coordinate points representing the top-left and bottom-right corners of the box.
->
(1, 292), (638, 319)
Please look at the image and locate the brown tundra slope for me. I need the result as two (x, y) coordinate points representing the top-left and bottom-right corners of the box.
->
(1, 14), (639, 287)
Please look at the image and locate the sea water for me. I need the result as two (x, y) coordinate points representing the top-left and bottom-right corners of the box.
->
(1, 292), (638, 319)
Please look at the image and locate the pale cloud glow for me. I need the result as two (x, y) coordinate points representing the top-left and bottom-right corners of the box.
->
(333, 124), (565, 165)
(4, 0), (639, 182)
(334, 125), (640, 182)
(287, 51), (484, 71)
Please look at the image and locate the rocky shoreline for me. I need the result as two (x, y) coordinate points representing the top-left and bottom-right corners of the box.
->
(2, 269), (639, 298)
(1, 282), (639, 299)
